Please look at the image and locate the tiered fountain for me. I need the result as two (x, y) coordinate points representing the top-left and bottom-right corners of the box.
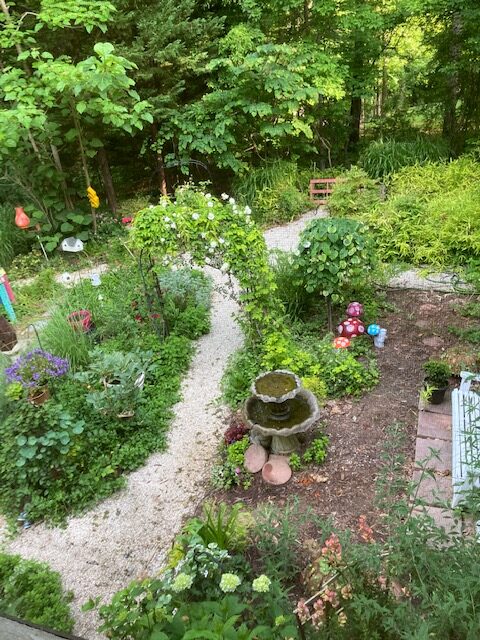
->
(244, 369), (320, 456)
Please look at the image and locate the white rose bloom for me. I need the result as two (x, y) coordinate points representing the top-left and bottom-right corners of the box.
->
(207, 201), (214, 208)
(192, 213), (199, 220)
(244, 206), (251, 215)
(221, 193), (229, 200)
(170, 222), (176, 229)
(303, 241), (311, 248)
(149, 204), (154, 209)
(218, 237), (225, 244)
(98, 294), (104, 301)
(205, 193), (212, 198)
(164, 216), (170, 222)
(208, 212), (215, 220)
(228, 197), (235, 205)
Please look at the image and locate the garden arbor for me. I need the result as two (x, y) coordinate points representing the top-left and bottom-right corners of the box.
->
(131, 189), (285, 344)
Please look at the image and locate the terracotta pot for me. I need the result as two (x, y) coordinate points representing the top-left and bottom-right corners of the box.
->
(29, 387), (50, 406)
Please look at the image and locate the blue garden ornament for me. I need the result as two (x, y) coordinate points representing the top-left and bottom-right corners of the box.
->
(367, 323), (380, 336)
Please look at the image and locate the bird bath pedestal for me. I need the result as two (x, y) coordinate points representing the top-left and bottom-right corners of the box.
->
(243, 370), (320, 455)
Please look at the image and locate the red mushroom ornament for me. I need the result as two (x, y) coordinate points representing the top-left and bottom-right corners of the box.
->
(346, 301), (363, 317)
(337, 317), (365, 337)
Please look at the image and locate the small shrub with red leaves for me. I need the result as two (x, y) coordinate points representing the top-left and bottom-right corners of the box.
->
(224, 415), (250, 445)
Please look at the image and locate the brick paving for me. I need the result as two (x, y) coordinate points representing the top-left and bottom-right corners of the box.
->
(413, 390), (468, 533)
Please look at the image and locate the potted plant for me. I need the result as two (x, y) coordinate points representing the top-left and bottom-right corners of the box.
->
(5, 349), (69, 405)
(423, 359), (452, 404)
(75, 348), (151, 418)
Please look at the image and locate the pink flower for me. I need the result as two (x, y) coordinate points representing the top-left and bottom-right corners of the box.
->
(121, 216), (133, 225)
(321, 533), (342, 564)
(322, 589), (339, 608)
(294, 599), (309, 624)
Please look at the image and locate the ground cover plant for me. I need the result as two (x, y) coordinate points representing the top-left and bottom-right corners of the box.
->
(0, 552), (74, 632)
(0, 261), (212, 524)
(329, 157), (480, 268)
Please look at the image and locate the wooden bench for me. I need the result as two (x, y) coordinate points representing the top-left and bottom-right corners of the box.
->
(309, 178), (337, 205)
(452, 371), (480, 509)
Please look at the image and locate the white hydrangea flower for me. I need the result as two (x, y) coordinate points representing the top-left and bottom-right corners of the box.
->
(192, 213), (199, 220)
(220, 573), (241, 593)
(208, 212), (215, 220)
(221, 193), (229, 200)
(244, 206), (252, 215)
(252, 575), (271, 593)
(171, 573), (193, 593)
(228, 197), (235, 205)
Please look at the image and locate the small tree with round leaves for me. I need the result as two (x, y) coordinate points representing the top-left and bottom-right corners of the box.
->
(294, 218), (376, 330)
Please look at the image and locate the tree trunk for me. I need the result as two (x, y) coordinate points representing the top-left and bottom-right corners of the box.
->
(71, 102), (97, 234)
(442, 12), (463, 155)
(152, 123), (167, 196)
(348, 95), (362, 150)
(97, 146), (117, 214)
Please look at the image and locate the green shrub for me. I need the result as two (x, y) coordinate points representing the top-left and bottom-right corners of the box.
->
(234, 160), (310, 226)
(332, 157), (480, 267)
(328, 167), (381, 218)
(294, 217), (376, 329)
(222, 346), (263, 407)
(0, 553), (74, 632)
(423, 360), (451, 388)
(359, 138), (449, 178)
(270, 250), (313, 319)
(41, 309), (92, 371)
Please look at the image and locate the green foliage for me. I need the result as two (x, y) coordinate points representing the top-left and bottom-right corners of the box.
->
(294, 217), (376, 303)
(303, 436), (329, 465)
(341, 157), (480, 267)
(288, 452), (303, 471)
(181, 502), (251, 553)
(13, 268), (62, 319)
(423, 360), (451, 388)
(0, 553), (74, 632)
(75, 349), (152, 416)
(222, 346), (263, 407)
(359, 138), (450, 178)
(8, 251), (45, 280)
(270, 250), (313, 319)
(212, 436), (252, 490)
(301, 375), (327, 402)
(328, 168), (381, 219)
(0, 262), (208, 523)
(234, 161), (310, 226)
(41, 308), (92, 372)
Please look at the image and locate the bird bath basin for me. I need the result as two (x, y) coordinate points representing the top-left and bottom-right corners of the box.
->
(244, 370), (320, 454)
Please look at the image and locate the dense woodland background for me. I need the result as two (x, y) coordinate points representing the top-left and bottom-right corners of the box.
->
(1, 0), (479, 259)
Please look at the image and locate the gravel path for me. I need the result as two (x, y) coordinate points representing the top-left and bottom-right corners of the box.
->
(0, 210), (323, 638)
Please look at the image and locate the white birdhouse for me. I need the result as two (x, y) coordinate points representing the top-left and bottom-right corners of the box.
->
(61, 237), (84, 252)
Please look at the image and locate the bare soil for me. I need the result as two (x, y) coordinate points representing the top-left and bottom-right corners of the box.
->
(219, 289), (478, 532)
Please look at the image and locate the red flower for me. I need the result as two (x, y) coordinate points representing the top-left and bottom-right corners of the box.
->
(121, 216), (133, 225)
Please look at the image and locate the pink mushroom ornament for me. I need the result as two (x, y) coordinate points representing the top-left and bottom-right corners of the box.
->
(337, 317), (365, 337)
(346, 301), (363, 317)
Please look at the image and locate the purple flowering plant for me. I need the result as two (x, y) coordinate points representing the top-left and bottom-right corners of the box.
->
(5, 349), (69, 389)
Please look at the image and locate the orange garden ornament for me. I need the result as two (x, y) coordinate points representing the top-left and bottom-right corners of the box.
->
(333, 336), (350, 349)
(14, 206), (31, 229)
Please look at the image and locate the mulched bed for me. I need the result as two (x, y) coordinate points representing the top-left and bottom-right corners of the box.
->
(218, 288), (478, 533)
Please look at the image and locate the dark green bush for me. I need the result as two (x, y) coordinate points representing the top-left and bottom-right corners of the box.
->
(234, 160), (310, 226)
(359, 138), (450, 178)
(0, 553), (74, 632)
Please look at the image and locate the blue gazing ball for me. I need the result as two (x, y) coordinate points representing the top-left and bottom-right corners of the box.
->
(367, 324), (380, 336)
